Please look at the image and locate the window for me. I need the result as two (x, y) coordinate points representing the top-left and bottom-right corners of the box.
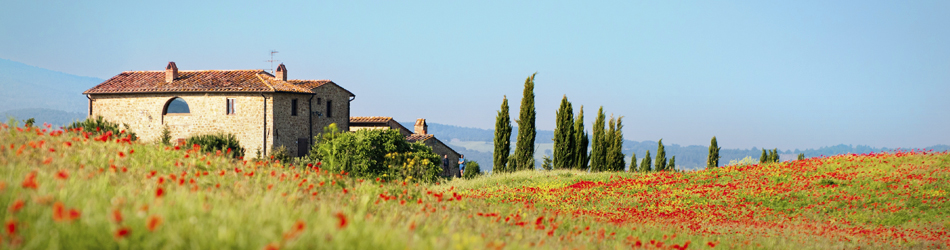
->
(291, 99), (298, 116)
(317, 98), (322, 105)
(326, 100), (332, 118)
(226, 98), (236, 115)
(164, 97), (190, 114)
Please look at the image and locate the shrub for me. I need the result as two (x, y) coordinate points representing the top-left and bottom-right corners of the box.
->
(66, 116), (137, 141)
(308, 124), (441, 183)
(462, 160), (482, 179)
(159, 125), (172, 145)
(184, 133), (245, 158)
(270, 145), (292, 163)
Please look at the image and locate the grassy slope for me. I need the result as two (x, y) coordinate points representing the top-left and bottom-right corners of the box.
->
(2, 121), (949, 249)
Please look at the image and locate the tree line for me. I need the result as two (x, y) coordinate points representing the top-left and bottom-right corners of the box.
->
(492, 73), (699, 173)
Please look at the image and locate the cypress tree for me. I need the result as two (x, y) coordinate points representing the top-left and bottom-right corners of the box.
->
(655, 139), (667, 171)
(513, 73), (537, 171)
(602, 114), (617, 171)
(759, 149), (768, 164)
(707, 136), (721, 169)
(629, 152), (637, 172)
(573, 106), (589, 170)
(771, 148), (780, 163)
(668, 156), (676, 172)
(589, 107), (607, 171)
(493, 96), (512, 173)
(553, 95), (574, 169)
(797, 153), (805, 161)
(609, 116), (625, 171)
(641, 150), (652, 172)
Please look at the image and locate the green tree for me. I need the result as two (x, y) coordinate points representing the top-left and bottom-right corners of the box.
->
(553, 95), (575, 169)
(311, 126), (441, 182)
(513, 73), (537, 171)
(589, 106), (607, 171)
(797, 153), (805, 161)
(760, 149), (768, 164)
(573, 106), (589, 170)
(462, 161), (482, 179)
(628, 152), (637, 172)
(640, 150), (652, 172)
(707, 136), (721, 169)
(541, 155), (553, 170)
(771, 148), (780, 163)
(655, 139), (667, 171)
(493, 96), (512, 173)
(668, 156), (676, 171)
(606, 116), (625, 171)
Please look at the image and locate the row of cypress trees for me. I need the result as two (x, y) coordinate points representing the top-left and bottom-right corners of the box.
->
(493, 74), (539, 173)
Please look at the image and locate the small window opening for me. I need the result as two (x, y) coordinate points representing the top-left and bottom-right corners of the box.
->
(291, 99), (298, 116)
(226, 98), (236, 115)
(326, 100), (332, 118)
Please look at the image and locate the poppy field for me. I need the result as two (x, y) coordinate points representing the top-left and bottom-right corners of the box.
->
(1, 121), (948, 249)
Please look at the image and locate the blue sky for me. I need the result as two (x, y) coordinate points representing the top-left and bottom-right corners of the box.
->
(1, 1), (948, 150)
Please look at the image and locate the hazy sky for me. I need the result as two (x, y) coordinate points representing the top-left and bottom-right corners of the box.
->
(2, 1), (948, 150)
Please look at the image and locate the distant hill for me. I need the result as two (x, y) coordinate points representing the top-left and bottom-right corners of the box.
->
(406, 122), (950, 172)
(0, 58), (102, 114)
(0, 108), (86, 127)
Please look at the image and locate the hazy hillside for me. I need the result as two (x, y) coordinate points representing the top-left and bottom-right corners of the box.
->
(410, 122), (950, 172)
(0, 108), (86, 127)
(0, 58), (102, 114)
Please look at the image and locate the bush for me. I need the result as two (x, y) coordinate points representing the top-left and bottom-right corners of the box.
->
(308, 124), (441, 183)
(462, 160), (482, 179)
(184, 133), (245, 158)
(66, 116), (137, 141)
(270, 145), (292, 163)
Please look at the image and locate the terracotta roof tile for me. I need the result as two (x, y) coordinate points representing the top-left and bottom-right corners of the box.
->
(405, 134), (434, 143)
(85, 70), (314, 94)
(289, 80), (356, 97)
(350, 116), (394, 124)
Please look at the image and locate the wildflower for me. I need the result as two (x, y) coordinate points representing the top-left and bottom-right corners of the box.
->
(56, 169), (69, 180)
(10, 200), (25, 213)
(112, 209), (123, 223)
(156, 187), (165, 198)
(264, 242), (280, 250)
(114, 227), (130, 239)
(146, 215), (163, 231)
(335, 212), (348, 229)
(5, 220), (15, 235)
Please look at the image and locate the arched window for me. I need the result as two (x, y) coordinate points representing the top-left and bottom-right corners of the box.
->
(163, 97), (191, 114)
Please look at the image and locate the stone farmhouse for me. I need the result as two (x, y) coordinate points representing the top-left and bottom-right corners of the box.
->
(350, 117), (461, 177)
(83, 62), (354, 157)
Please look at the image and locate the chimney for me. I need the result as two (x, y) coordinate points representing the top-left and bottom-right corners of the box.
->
(165, 62), (178, 83)
(275, 63), (287, 81)
(414, 118), (427, 135)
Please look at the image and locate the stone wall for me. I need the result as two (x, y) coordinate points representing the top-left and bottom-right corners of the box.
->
(89, 93), (271, 157)
(424, 137), (461, 177)
(310, 83), (352, 137)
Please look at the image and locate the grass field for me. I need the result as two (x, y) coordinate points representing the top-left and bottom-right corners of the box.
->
(1, 121), (948, 249)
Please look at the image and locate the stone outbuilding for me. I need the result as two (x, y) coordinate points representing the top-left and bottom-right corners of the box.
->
(83, 62), (354, 158)
(349, 117), (461, 177)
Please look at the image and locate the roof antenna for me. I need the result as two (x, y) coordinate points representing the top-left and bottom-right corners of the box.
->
(265, 50), (279, 73)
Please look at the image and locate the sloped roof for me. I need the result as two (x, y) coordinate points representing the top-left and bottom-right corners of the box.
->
(350, 116), (395, 124)
(84, 69), (354, 96)
(405, 134), (434, 142)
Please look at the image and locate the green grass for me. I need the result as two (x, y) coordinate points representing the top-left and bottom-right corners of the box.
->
(2, 121), (949, 249)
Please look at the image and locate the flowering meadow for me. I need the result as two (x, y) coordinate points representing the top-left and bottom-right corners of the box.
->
(1, 121), (949, 249)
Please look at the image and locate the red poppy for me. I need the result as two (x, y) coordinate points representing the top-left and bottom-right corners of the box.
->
(114, 227), (130, 239)
(10, 200), (25, 213)
(156, 187), (165, 198)
(335, 212), (348, 229)
(146, 215), (163, 231)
